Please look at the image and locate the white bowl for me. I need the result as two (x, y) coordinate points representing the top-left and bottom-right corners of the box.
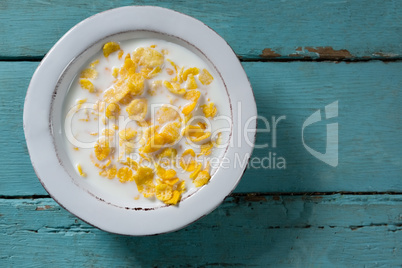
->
(24, 6), (256, 236)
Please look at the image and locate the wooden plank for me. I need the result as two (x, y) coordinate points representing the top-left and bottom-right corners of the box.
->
(0, 0), (401, 59)
(1, 195), (401, 267)
(0, 61), (401, 195)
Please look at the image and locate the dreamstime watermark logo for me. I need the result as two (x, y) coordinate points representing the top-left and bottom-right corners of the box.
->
(64, 100), (338, 171)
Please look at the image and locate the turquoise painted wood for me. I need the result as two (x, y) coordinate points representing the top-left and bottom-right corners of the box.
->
(1, 195), (401, 267)
(1, 1), (402, 267)
(0, 0), (401, 60)
(1, 61), (401, 195)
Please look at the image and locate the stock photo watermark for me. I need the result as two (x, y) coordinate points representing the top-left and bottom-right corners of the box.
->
(65, 100), (338, 172)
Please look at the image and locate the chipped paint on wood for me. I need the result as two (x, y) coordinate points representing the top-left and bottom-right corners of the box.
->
(35, 205), (53, 211)
(260, 48), (281, 58)
(0, 1), (401, 59)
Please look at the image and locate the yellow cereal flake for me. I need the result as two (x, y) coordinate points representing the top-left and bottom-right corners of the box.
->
(103, 41), (121, 57)
(121, 157), (138, 171)
(133, 166), (155, 196)
(77, 164), (87, 177)
(182, 67), (199, 81)
(163, 81), (186, 95)
(94, 137), (111, 161)
(180, 149), (197, 172)
(117, 50), (124, 59)
(79, 79), (95, 93)
(172, 67), (184, 84)
(139, 125), (158, 147)
(156, 148), (177, 165)
(119, 57), (137, 78)
(80, 68), (98, 79)
(118, 93), (135, 105)
(102, 129), (115, 140)
(213, 132), (223, 146)
(119, 128), (137, 153)
(140, 66), (161, 79)
(112, 67), (119, 78)
(126, 99), (148, 120)
(182, 102), (195, 116)
(201, 102), (217, 118)
(99, 165), (117, 179)
(159, 177), (179, 186)
(117, 167), (133, 183)
(165, 190), (181, 205)
(199, 141), (213, 156)
(184, 124), (211, 142)
(156, 164), (177, 180)
(186, 74), (198, 89)
(105, 103), (120, 119)
(90, 154), (112, 169)
(76, 98), (87, 110)
(119, 128), (137, 142)
(159, 122), (182, 145)
(189, 163), (202, 179)
(199, 68), (214, 85)
(141, 133), (166, 154)
(104, 81), (130, 103)
(176, 180), (186, 193)
(193, 170), (211, 187)
(127, 73), (145, 96)
(182, 90), (201, 115)
(155, 183), (173, 202)
(133, 47), (164, 68)
(156, 106), (180, 124)
(167, 59), (178, 73)
(90, 60), (99, 68)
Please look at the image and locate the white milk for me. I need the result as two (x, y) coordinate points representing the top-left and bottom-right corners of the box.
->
(62, 38), (231, 208)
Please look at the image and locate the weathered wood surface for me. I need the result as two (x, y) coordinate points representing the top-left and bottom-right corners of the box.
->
(1, 1), (401, 266)
(1, 61), (400, 195)
(1, 195), (401, 267)
(0, 0), (401, 60)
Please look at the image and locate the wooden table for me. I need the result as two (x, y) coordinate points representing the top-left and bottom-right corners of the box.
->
(1, 1), (401, 267)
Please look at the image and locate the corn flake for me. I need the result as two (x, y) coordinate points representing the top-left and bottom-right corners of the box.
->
(94, 137), (111, 161)
(80, 68), (98, 79)
(155, 184), (173, 202)
(105, 103), (121, 119)
(77, 164), (87, 177)
(99, 165), (117, 179)
(133, 47), (164, 68)
(156, 106), (180, 124)
(103, 42), (121, 57)
(199, 68), (214, 85)
(79, 79), (95, 93)
(117, 167), (133, 183)
(182, 67), (199, 81)
(201, 102), (217, 118)
(163, 81), (186, 95)
(186, 74), (198, 89)
(126, 99), (148, 120)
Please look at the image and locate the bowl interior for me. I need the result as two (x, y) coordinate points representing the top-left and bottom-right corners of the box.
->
(51, 30), (233, 209)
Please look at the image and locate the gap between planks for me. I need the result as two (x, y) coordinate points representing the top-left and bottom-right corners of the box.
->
(0, 56), (401, 63)
(1, 192), (402, 200)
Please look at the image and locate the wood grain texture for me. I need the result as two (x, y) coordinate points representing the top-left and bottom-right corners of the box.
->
(1, 195), (401, 267)
(1, 61), (401, 195)
(0, 0), (401, 60)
